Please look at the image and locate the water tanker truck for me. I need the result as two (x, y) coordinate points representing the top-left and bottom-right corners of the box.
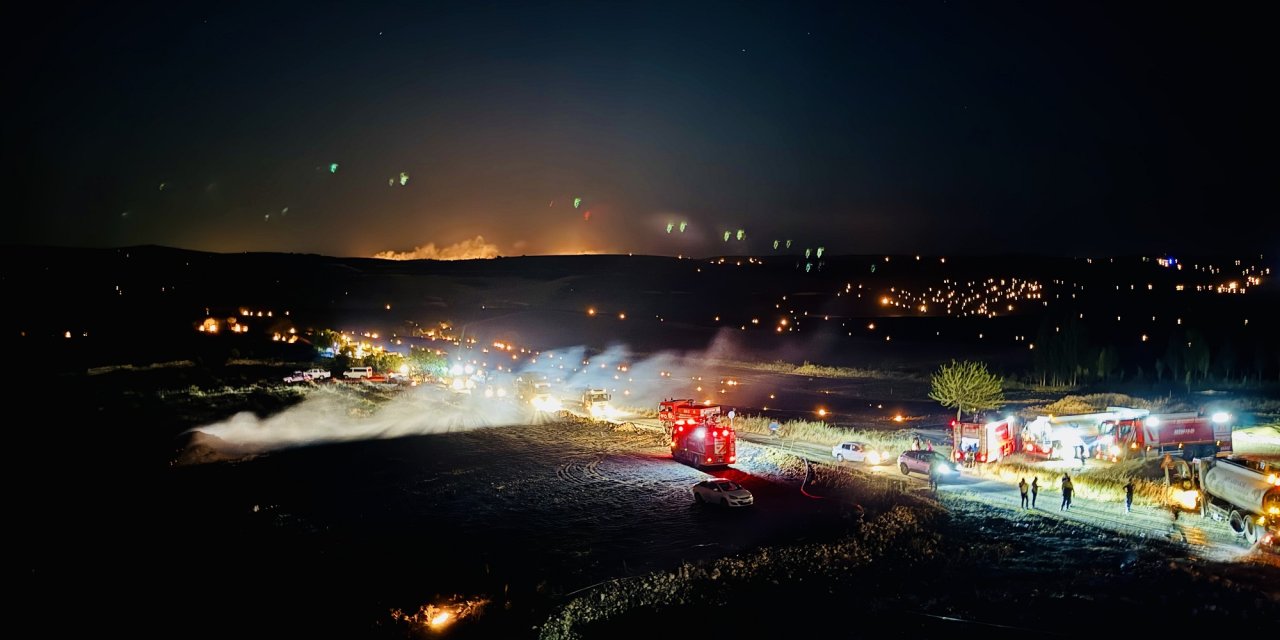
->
(1193, 456), (1280, 549)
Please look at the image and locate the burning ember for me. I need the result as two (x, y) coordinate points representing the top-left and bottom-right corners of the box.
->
(391, 596), (488, 632)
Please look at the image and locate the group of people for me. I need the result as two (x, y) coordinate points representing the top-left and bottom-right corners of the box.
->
(1017, 476), (1040, 508)
(1013, 474), (1072, 510)
(910, 435), (934, 452)
(1014, 474), (1137, 513)
(959, 443), (978, 468)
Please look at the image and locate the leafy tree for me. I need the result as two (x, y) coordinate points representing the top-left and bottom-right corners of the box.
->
(360, 351), (403, 374)
(929, 359), (1005, 422)
(406, 348), (448, 377)
(309, 329), (341, 352)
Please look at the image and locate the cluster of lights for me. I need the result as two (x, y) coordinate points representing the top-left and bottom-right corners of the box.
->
(877, 278), (1044, 318)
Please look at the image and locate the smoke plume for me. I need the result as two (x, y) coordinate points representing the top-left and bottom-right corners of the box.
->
(374, 235), (500, 261)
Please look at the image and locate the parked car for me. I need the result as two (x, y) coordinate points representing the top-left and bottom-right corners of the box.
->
(303, 368), (331, 380)
(897, 449), (958, 478)
(283, 371), (311, 383)
(343, 366), (373, 379)
(831, 441), (891, 465)
(691, 479), (754, 507)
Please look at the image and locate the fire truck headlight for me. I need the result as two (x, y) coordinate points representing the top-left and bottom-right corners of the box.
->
(1212, 412), (1230, 424)
(1109, 445), (1120, 457)
(867, 452), (881, 465)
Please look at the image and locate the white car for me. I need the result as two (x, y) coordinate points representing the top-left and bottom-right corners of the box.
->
(691, 479), (753, 507)
(303, 368), (331, 380)
(832, 441), (890, 465)
(283, 371), (311, 383)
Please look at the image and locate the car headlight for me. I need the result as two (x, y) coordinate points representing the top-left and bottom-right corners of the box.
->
(867, 452), (882, 465)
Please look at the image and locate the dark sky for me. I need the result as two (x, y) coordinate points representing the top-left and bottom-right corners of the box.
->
(6, 1), (1276, 258)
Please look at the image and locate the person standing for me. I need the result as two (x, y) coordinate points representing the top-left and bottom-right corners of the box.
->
(1124, 479), (1135, 513)
(928, 462), (941, 493)
(1018, 478), (1029, 508)
(1030, 477), (1039, 508)
(913, 435), (922, 451)
(1061, 473), (1074, 511)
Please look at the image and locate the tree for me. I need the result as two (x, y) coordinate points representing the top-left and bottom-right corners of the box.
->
(929, 359), (1006, 422)
(361, 351), (403, 374)
(1033, 313), (1088, 386)
(406, 348), (448, 377)
(1185, 329), (1211, 381)
(1096, 345), (1120, 381)
(1164, 330), (1185, 382)
(1216, 336), (1237, 383)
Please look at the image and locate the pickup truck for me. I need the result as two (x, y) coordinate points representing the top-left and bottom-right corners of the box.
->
(284, 371), (311, 383)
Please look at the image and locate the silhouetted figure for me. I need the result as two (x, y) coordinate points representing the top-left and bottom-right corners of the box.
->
(1061, 473), (1074, 510)
(1124, 480), (1135, 513)
(1019, 478), (1029, 508)
(1030, 477), (1039, 508)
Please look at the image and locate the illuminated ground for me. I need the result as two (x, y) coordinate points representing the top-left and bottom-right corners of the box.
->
(25, 368), (1279, 639)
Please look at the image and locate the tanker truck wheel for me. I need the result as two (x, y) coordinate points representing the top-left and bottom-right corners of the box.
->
(1243, 517), (1260, 544)
(1228, 510), (1247, 536)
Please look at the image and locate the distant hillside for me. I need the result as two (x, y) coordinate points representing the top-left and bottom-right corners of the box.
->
(4, 245), (1276, 383)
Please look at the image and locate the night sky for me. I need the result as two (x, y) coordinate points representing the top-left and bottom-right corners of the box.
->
(7, 1), (1275, 258)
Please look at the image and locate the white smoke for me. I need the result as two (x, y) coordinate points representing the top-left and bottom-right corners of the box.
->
(373, 235), (500, 261)
(187, 334), (751, 461)
(189, 378), (545, 459)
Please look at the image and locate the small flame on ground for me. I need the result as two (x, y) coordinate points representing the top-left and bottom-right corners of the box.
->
(391, 597), (488, 631)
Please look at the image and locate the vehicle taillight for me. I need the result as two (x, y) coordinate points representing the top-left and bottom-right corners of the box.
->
(979, 453), (986, 462)
(706, 457), (712, 463)
(678, 426), (683, 432)
(729, 455), (736, 463)
(722, 429), (729, 437)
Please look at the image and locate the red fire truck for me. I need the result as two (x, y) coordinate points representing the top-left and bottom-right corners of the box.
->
(659, 398), (736, 469)
(1096, 411), (1233, 461)
(951, 417), (1019, 464)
